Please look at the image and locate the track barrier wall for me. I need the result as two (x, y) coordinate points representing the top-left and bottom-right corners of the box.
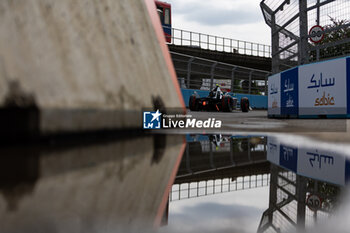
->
(268, 56), (350, 118)
(0, 0), (184, 136)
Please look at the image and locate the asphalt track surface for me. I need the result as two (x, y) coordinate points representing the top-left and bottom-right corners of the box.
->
(163, 110), (350, 143)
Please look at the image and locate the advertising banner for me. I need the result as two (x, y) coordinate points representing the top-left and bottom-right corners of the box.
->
(297, 148), (346, 186)
(281, 68), (299, 116)
(299, 58), (347, 115)
(266, 137), (350, 186)
(279, 144), (298, 173)
(268, 73), (281, 115)
(267, 137), (279, 164)
(268, 56), (350, 118)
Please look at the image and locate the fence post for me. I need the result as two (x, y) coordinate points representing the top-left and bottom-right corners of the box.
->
(299, 0), (309, 65)
(223, 38), (225, 52)
(190, 31), (192, 46)
(210, 62), (218, 90)
(271, 13), (280, 73)
(229, 139), (236, 167)
(249, 71), (253, 94)
(187, 57), (195, 88)
(296, 175), (307, 231)
(209, 140), (214, 169)
(263, 45), (266, 57)
(215, 36), (217, 51)
(207, 34), (209, 49)
(199, 33), (201, 48)
(181, 30), (183, 46)
(231, 67), (237, 93)
(316, 0), (320, 61)
(185, 146), (192, 174)
(265, 73), (269, 95)
(172, 27), (174, 44)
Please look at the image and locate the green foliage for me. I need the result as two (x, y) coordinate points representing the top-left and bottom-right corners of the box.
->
(309, 17), (350, 61)
(239, 80), (262, 95)
(307, 179), (340, 211)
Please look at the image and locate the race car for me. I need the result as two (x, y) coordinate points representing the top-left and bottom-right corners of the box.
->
(188, 85), (250, 112)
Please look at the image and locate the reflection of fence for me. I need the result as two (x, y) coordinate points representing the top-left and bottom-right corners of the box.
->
(261, 0), (350, 73)
(171, 52), (271, 94)
(170, 174), (270, 201)
(257, 165), (337, 233)
(167, 27), (271, 58)
(176, 136), (268, 178)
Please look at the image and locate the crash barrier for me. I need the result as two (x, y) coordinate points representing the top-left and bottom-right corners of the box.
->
(268, 56), (350, 118)
(261, 0), (350, 74)
(267, 137), (350, 186)
(0, 0), (184, 137)
(182, 89), (267, 109)
(172, 52), (270, 94)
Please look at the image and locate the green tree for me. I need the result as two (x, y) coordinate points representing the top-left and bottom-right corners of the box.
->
(310, 17), (350, 61)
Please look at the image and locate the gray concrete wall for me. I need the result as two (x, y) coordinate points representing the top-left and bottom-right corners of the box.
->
(0, 0), (183, 134)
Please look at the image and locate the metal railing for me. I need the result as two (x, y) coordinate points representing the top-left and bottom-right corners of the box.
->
(166, 27), (271, 58)
(171, 51), (271, 95)
(261, 0), (350, 73)
(257, 165), (338, 233)
(170, 174), (270, 201)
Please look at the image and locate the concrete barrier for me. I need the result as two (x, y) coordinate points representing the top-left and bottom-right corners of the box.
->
(181, 88), (267, 109)
(268, 56), (350, 118)
(0, 0), (184, 137)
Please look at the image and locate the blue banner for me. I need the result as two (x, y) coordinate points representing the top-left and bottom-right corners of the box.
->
(279, 144), (298, 172)
(281, 67), (299, 116)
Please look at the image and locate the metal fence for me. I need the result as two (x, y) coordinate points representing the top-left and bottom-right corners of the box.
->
(257, 165), (339, 233)
(171, 51), (271, 95)
(170, 174), (270, 201)
(261, 0), (350, 74)
(166, 27), (271, 58)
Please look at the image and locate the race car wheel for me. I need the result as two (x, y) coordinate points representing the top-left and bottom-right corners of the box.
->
(240, 97), (249, 112)
(189, 95), (198, 111)
(222, 96), (233, 112)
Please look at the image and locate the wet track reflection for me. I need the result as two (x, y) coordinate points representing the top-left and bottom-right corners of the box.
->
(0, 133), (349, 233)
(163, 134), (350, 233)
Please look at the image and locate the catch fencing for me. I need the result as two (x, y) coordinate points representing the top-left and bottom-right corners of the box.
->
(171, 51), (271, 95)
(170, 174), (270, 201)
(261, 0), (350, 73)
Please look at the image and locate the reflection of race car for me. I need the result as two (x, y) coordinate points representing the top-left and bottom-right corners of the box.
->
(189, 86), (250, 112)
